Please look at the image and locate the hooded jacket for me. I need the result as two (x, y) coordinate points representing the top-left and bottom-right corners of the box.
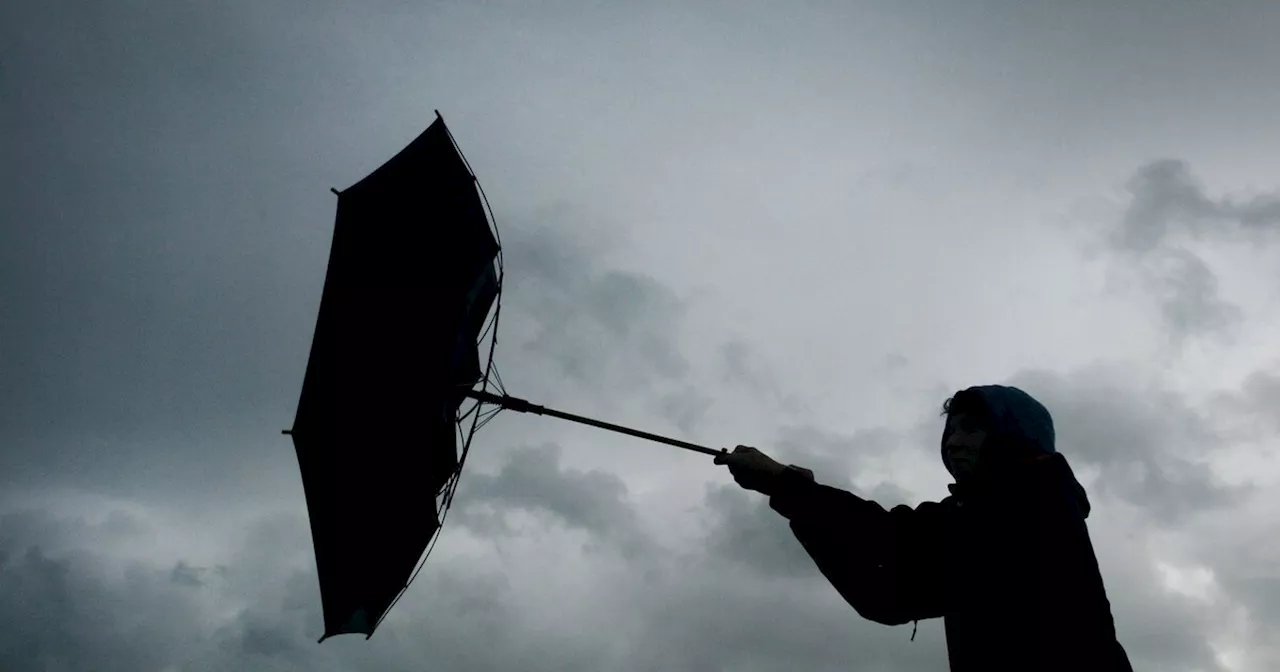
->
(769, 385), (1132, 671)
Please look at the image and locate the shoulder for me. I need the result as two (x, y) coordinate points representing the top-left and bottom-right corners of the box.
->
(1005, 454), (1092, 521)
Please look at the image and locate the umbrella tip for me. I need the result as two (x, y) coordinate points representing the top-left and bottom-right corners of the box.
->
(329, 187), (340, 196)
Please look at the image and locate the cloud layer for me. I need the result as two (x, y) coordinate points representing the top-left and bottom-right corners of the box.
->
(5, 1), (1280, 670)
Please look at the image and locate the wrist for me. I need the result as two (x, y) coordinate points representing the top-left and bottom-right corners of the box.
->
(767, 465), (818, 518)
(778, 464), (810, 479)
(766, 464), (807, 490)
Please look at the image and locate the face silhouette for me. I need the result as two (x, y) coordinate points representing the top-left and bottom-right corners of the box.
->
(944, 412), (988, 482)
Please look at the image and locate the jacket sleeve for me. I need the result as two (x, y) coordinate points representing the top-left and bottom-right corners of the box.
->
(768, 468), (949, 626)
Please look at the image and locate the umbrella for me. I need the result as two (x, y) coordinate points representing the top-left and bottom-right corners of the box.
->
(283, 112), (719, 643)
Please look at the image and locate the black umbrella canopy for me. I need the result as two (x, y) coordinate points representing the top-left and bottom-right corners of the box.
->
(284, 113), (728, 645)
(285, 114), (500, 642)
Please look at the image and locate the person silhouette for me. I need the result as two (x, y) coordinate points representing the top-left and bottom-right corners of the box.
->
(715, 385), (1133, 671)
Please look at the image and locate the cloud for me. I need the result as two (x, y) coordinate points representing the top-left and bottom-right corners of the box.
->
(627, 560), (951, 672)
(480, 213), (733, 443)
(1145, 246), (1243, 340)
(1167, 369), (1280, 669)
(700, 485), (816, 577)
(1009, 366), (1245, 524)
(1114, 159), (1280, 253)
(487, 212), (817, 443)
(695, 418), (927, 586)
(3, 365), (1272, 672)
(453, 443), (654, 559)
(0, 494), (910, 672)
(691, 365), (1280, 668)
(1210, 370), (1280, 436)
(719, 340), (806, 414)
(0, 503), (544, 672)
(1093, 159), (1280, 342)
(1003, 365), (1280, 666)
(0, 508), (239, 672)
(500, 219), (689, 392)
(653, 384), (718, 435)
(5, 2), (1280, 670)
(1088, 524), (1234, 672)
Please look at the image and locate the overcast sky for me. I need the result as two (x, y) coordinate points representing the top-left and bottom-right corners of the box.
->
(4, 1), (1280, 670)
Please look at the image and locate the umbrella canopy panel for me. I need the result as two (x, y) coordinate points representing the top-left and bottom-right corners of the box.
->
(287, 116), (500, 641)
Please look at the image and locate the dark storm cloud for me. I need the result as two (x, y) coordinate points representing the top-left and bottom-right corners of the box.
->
(1, 544), (189, 671)
(1144, 248), (1242, 341)
(1115, 159), (1280, 253)
(454, 443), (652, 557)
(696, 358), (1242, 578)
(492, 215), (733, 437)
(689, 372), (1241, 670)
(698, 423), (909, 578)
(1184, 368), (1280, 660)
(705, 362), (1248, 546)
(701, 485), (815, 578)
(776, 424), (905, 474)
(1212, 560), (1280, 668)
(6, 0), (1278, 668)
(0, 379), (1247, 672)
(1099, 562), (1230, 672)
(0, 499), (607, 671)
(0, 507), (277, 672)
(654, 384), (717, 435)
(1098, 159), (1280, 341)
(694, 400), (936, 578)
(0, 456), (938, 672)
(628, 560), (951, 672)
(1213, 369), (1280, 435)
(719, 339), (807, 414)
(0, 505), (529, 672)
(3, 495), (949, 672)
(499, 220), (690, 390)
(1010, 367), (1244, 524)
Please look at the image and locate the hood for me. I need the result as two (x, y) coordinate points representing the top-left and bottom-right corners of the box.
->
(943, 385), (1090, 517)
(974, 385), (1056, 455)
(942, 384), (1055, 460)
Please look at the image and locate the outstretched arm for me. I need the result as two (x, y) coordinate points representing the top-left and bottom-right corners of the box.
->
(768, 467), (949, 626)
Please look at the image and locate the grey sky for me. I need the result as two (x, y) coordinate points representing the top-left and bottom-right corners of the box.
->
(4, 1), (1280, 670)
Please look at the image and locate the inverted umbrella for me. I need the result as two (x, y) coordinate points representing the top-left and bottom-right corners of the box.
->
(283, 112), (719, 643)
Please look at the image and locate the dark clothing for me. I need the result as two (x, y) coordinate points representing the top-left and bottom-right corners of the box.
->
(770, 386), (1132, 671)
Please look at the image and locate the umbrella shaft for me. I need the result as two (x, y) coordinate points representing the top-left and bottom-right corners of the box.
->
(463, 389), (721, 457)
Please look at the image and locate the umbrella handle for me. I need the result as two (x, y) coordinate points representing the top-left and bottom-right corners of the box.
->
(463, 389), (725, 457)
